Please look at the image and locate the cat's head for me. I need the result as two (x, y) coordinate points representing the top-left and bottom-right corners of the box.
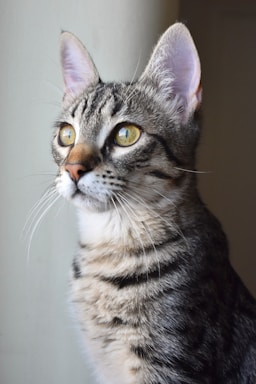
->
(52, 23), (201, 212)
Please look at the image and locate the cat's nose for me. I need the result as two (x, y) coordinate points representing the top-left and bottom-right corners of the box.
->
(64, 143), (101, 182)
(65, 163), (87, 182)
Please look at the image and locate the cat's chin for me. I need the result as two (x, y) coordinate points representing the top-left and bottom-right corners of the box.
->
(70, 191), (111, 213)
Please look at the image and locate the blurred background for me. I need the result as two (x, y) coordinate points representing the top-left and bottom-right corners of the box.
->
(0, 0), (255, 383)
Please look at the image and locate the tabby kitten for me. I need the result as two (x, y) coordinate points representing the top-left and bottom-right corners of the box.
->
(52, 23), (256, 384)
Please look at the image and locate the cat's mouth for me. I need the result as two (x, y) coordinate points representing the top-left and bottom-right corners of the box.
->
(71, 187), (83, 198)
(70, 183), (91, 200)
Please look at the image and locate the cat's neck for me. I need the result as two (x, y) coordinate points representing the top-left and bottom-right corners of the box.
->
(77, 207), (125, 247)
(76, 204), (178, 250)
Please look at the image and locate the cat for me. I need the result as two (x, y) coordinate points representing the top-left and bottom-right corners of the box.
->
(52, 23), (256, 384)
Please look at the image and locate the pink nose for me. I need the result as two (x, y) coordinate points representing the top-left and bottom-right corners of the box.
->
(65, 163), (87, 182)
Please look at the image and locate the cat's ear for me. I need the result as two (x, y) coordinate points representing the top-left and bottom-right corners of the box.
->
(60, 32), (100, 104)
(140, 23), (201, 123)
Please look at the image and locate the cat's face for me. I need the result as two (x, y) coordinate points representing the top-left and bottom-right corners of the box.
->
(52, 24), (201, 212)
(53, 83), (184, 211)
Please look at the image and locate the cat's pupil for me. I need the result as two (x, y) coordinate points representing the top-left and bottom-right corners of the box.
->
(120, 128), (129, 138)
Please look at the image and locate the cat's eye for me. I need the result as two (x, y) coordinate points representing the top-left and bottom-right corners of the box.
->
(59, 124), (76, 147)
(114, 124), (141, 147)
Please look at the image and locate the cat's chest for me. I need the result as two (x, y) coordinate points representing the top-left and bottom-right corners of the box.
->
(71, 208), (182, 383)
(70, 259), (148, 384)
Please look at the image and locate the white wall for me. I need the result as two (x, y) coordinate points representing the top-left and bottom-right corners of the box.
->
(0, 1), (179, 383)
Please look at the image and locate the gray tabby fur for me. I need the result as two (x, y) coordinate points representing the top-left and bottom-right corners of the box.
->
(52, 23), (256, 383)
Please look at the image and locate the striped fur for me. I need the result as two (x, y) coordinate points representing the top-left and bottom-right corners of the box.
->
(52, 24), (256, 383)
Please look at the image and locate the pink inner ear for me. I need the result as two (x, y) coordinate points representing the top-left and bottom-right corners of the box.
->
(140, 23), (201, 120)
(60, 32), (99, 99)
(62, 48), (87, 94)
(169, 37), (201, 111)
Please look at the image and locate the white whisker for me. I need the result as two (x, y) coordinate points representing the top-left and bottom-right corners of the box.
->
(116, 191), (161, 281)
(114, 192), (147, 259)
(110, 196), (126, 258)
(119, 192), (160, 255)
(22, 186), (57, 238)
(19, 172), (56, 180)
(124, 53), (141, 99)
(26, 194), (60, 264)
(122, 191), (172, 230)
(22, 184), (60, 264)
(174, 167), (212, 174)
(124, 86), (138, 105)
(43, 80), (63, 97)
(123, 182), (190, 251)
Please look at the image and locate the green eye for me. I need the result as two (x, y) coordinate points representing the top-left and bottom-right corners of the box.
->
(114, 124), (141, 147)
(59, 124), (76, 146)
